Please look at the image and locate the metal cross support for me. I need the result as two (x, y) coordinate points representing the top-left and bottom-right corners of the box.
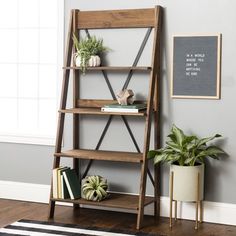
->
(81, 28), (155, 187)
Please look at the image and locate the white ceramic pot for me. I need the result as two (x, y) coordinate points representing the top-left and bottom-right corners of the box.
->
(75, 55), (101, 67)
(75, 55), (85, 67)
(170, 163), (204, 202)
(88, 55), (101, 67)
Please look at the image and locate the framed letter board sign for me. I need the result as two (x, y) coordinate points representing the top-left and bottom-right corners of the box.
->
(171, 34), (221, 99)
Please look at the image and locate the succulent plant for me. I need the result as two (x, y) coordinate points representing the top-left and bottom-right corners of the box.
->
(82, 175), (108, 202)
(72, 34), (108, 74)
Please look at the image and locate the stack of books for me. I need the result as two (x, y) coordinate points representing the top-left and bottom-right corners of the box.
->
(101, 103), (147, 113)
(52, 167), (80, 200)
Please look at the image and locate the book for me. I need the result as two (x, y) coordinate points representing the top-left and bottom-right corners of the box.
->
(57, 167), (69, 198)
(58, 167), (70, 199)
(61, 174), (70, 199)
(101, 103), (147, 113)
(52, 167), (65, 198)
(62, 169), (81, 200)
(103, 103), (147, 109)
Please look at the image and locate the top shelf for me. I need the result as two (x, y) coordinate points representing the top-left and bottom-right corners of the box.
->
(63, 66), (152, 71)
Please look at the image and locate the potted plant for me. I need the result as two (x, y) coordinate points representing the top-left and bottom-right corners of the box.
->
(72, 34), (108, 74)
(148, 124), (225, 202)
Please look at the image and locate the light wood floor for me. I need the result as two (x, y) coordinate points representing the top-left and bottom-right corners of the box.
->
(0, 199), (235, 236)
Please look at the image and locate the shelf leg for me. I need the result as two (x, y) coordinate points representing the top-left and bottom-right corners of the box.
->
(48, 200), (56, 218)
(154, 163), (160, 221)
(73, 158), (80, 210)
(169, 171), (174, 228)
(200, 200), (203, 223)
(174, 200), (177, 221)
(137, 162), (148, 229)
(195, 201), (199, 230)
(48, 156), (61, 219)
(47, 9), (74, 219)
(195, 173), (200, 230)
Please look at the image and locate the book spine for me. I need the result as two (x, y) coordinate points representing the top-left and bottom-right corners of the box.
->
(101, 107), (139, 113)
(52, 169), (58, 198)
(57, 169), (62, 198)
(104, 105), (137, 109)
(63, 172), (75, 200)
(61, 175), (64, 199)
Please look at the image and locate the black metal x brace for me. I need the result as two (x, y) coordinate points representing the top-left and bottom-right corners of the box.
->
(81, 29), (155, 186)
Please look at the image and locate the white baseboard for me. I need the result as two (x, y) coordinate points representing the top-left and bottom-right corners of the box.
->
(159, 196), (236, 226)
(0, 181), (50, 203)
(0, 180), (235, 226)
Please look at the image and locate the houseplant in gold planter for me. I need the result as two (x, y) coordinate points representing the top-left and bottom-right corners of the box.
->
(148, 124), (225, 229)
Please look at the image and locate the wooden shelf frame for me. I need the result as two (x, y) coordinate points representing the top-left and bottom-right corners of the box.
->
(63, 66), (152, 71)
(55, 149), (143, 163)
(52, 193), (154, 210)
(59, 108), (147, 116)
(48, 6), (163, 230)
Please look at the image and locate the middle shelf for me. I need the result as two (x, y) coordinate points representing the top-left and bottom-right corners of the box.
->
(54, 149), (143, 163)
(59, 108), (147, 116)
(63, 66), (152, 71)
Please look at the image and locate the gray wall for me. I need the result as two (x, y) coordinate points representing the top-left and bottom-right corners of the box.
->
(1, 0), (236, 205)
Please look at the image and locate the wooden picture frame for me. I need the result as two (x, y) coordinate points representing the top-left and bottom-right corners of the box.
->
(171, 34), (221, 99)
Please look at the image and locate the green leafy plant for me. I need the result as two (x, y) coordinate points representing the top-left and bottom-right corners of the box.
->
(82, 175), (108, 202)
(72, 34), (108, 73)
(148, 124), (225, 166)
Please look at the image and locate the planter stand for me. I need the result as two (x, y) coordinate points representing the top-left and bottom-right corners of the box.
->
(169, 171), (203, 229)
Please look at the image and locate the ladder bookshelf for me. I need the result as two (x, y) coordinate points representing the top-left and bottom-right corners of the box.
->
(48, 6), (163, 229)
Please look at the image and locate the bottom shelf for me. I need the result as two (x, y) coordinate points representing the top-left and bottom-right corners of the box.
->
(51, 193), (154, 210)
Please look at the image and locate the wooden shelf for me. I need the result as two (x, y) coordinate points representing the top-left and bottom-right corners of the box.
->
(49, 6), (162, 230)
(59, 108), (147, 116)
(55, 149), (143, 163)
(51, 193), (154, 210)
(63, 66), (152, 71)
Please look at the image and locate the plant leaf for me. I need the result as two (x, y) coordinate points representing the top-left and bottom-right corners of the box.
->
(182, 135), (197, 145)
(166, 141), (181, 152)
(171, 124), (185, 146)
(153, 153), (167, 165)
(196, 146), (224, 159)
(167, 133), (177, 142)
(148, 150), (160, 159)
(196, 134), (222, 148)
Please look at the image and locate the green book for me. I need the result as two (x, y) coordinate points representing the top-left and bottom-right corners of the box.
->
(62, 169), (81, 200)
(61, 168), (70, 199)
(103, 103), (147, 109)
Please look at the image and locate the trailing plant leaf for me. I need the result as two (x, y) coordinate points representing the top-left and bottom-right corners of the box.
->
(148, 124), (225, 166)
(72, 33), (80, 52)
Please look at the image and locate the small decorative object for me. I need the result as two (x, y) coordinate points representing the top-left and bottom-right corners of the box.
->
(81, 175), (108, 202)
(72, 34), (108, 74)
(75, 55), (101, 68)
(116, 89), (134, 105)
(148, 124), (225, 229)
